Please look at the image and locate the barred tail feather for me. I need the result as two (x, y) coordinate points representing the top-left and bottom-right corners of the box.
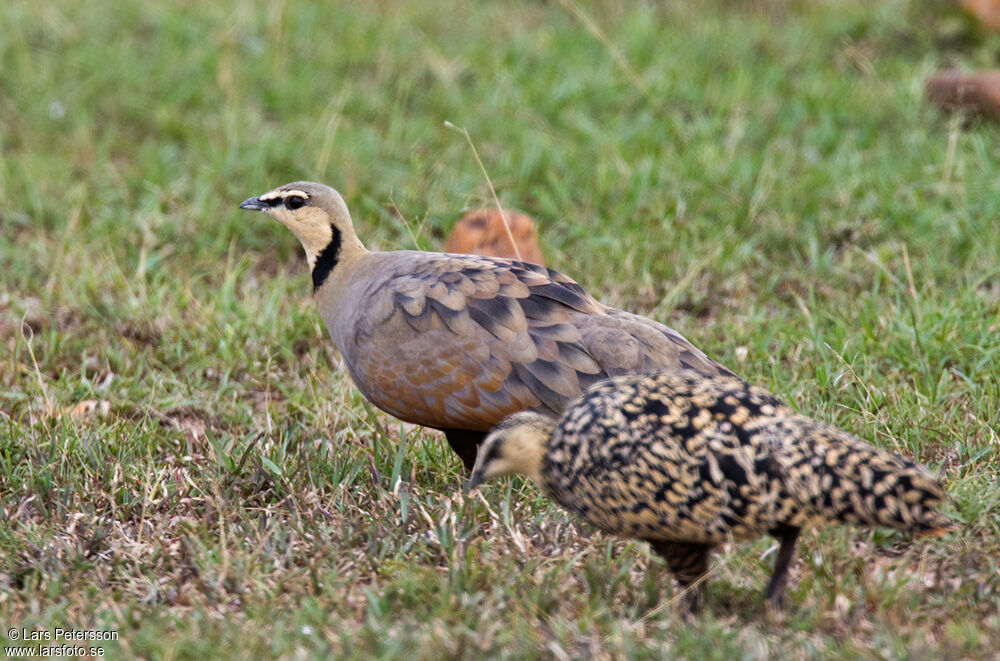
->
(912, 509), (959, 536)
(773, 418), (957, 534)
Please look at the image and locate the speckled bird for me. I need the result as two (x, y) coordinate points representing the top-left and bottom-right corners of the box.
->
(468, 369), (957, 608)
(239, 182), (733, 470)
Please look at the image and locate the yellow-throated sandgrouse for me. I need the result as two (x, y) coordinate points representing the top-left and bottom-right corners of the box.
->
(239, 182), (733, 470)
(469, 369), (956, 608)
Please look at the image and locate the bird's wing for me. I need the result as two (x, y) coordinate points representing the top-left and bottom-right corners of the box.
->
(343, 253), (727, 431)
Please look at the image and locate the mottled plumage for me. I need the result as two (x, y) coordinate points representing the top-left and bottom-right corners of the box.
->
(240, 182), (733, 470)
(469, 370), (957, 608)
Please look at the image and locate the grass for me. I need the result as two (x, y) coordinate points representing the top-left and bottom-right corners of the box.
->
(1, 0), (999, 657)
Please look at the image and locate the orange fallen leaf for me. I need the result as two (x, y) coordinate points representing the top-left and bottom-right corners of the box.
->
(444, 209), (545, 266)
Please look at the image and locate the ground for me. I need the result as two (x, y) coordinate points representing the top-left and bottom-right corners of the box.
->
(1, 0), (999, 658)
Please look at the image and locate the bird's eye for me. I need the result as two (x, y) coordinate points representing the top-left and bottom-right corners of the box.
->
(286, 195), (306, 210)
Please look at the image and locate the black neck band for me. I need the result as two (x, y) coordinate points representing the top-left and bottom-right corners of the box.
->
(311, 226), (342, 290)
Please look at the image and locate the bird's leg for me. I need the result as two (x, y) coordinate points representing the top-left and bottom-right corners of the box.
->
(649, 540), (713, 613)
(442, 429), (486, 472)
(764, 526), (800, 607)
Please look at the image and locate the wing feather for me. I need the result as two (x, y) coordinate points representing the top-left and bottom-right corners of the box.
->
(339, 252), (729, 431)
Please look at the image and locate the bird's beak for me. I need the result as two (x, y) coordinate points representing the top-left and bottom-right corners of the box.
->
(466, 469), (485, 494)
(239, 196), (265, 211)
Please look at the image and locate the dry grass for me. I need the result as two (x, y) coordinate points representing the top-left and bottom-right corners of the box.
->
(2, 0), (999, 657)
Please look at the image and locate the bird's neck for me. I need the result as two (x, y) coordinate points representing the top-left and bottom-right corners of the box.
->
(308, 227), (367, 291)
(517, 447), (546, 486)
(509, 418), (557, 485)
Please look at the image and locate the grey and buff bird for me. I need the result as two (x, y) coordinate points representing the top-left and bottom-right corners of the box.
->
(239, 182), (733, 470)
(468, 369), (957, 608)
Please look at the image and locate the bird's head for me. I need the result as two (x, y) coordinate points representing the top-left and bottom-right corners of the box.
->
(467, 411), (556, 491)
(239, 181), (365, 286)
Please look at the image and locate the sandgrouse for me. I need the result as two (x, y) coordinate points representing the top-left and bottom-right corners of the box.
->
(469, 370), (956, 608)
(239, 182), (733, 470)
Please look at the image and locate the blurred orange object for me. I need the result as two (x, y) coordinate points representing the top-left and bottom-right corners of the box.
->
(444, 209), (545, 266)
(962, 0), (1000, 32)
(925, 70), (1000, 121)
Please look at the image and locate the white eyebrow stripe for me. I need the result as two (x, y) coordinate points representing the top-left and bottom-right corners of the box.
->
(259, 189), (310, 202)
